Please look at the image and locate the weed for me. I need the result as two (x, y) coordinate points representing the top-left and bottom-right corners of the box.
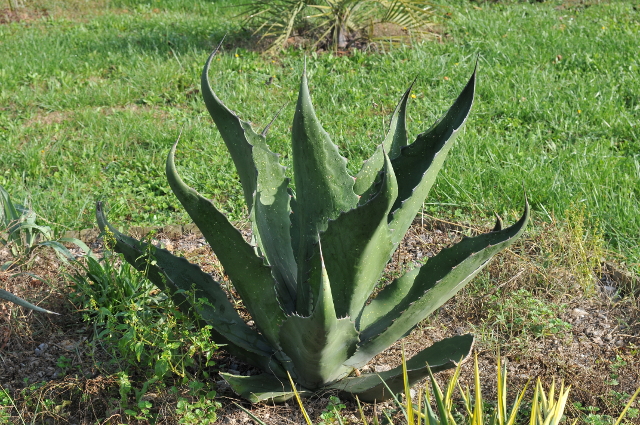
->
(176, 394), (221, 424)
(55, 355), (72, 376)
(68, 249), (219, 408)
(0, 388), (13, 424)
(0, 185), (90, 270)
(563, 203), (606, 294)
(318, 396), (346, 425)
(484, 288), (572, 343)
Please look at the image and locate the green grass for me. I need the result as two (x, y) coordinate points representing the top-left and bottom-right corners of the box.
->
(1, 0), (638, 267)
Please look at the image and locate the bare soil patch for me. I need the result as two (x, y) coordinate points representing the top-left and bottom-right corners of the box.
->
(0, 216), (638, 423)
(0, 6), (48, 25)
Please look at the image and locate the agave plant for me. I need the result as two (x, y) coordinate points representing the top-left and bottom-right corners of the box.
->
(96, 43), (529, 403)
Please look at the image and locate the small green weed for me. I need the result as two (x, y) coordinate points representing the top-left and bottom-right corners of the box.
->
(0, 388), (13, 424)
(55, 355), (72, 376)
(318, 396), (346, 425)
(485, 288), (572, 342)
(563, 203), (606, 294)
(176, 393), (221, 424)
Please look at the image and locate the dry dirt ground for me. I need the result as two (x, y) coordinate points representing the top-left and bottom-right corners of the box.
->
(0, 216), (639, 424)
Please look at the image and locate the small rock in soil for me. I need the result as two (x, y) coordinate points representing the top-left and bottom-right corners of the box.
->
(374, 364), (391, 373)
(571, 308), (588, 318)
(34, 343), (48, 355)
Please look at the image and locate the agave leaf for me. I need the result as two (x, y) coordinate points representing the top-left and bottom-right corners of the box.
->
(318, 150), (397, 320)
(201, 41), (264, 211)
(279, 246), (359, 389)
(0, 288), (58, 314)
(329, 334), (473, 403)
(291, 66), (359, 314)
(389, 66), (476, 246)
(95, 203), (287, 375)
(349, 199), (529, 367)
(354, 82), (413, 199)
(204, 42), (296, 311)
(38, 241), (77, 262)
(0, 185), (20, 227)
(251, 139), (297, 313)
(221, 372), (313, 403)
(166, 142), (287, 349)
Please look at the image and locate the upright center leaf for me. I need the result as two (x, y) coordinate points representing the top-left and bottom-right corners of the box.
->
(290, 69), (359, 314)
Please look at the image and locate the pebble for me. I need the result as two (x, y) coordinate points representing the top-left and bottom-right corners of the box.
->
(374, 364), (392, 373)
(34, 343), (49, 356)
(571, 308), (588, 318)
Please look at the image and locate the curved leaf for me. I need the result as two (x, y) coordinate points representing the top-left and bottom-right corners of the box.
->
(221, 372), (313, 403)
(201, 41), (263, 211)
(348, 198), (528, 368)
(251, 139), (297, 313)
(318, 150), (397, 320)
(389, 66), (476, 245)
(354, 81), (413, 199)
(96, 203), (286, 376)
(0, 288), (58, 314)
(166, 142), (287, 349)
(330, 334), (474, 402)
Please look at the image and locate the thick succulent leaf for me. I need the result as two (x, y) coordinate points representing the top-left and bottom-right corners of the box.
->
(279, 247), (359, 389)
(349, 199), (528, 368)
(201, 41), (263, 211)
(317, 150), (397, 320)
(220, 372), (313, 403)
(353, 82), (413, 199)
(95, 203), (288, 375)
(389, 67), (476, 246)
(329, 334), (474, 402)
(251, 138), (297, 313)
(383, 82), (413, 159)
(0, 288), (58, 314)
(166, 143), (287, 349)
(290, 67), (359, 314)
(0, 185), (21, 226)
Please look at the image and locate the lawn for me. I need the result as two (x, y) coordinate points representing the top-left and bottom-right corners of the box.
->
(0, 0), (639, 423)
(1, 0), (639, 263)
